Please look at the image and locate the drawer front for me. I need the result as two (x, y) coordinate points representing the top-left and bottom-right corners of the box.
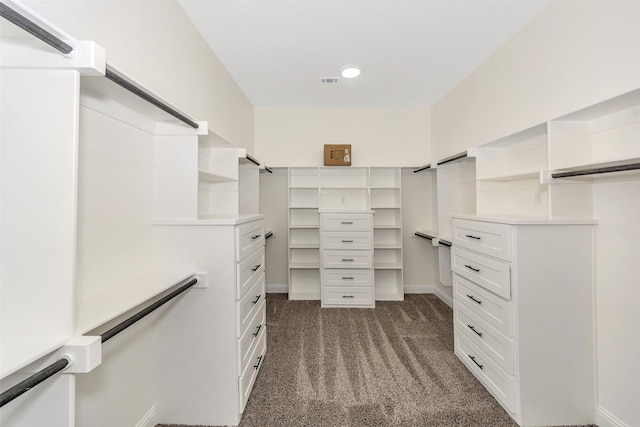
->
(323, 269), (373, 287)
(455, 329), (515, 413)
(239, 332), (266, 413)
(321, 213), (372, 232)
(452, 219), (512, 261)
(453, 273), (513, 336)
(323, 250), (372, 268)
(238, 299), (266, 375)
(237, 220), (264, 261)
(323, 286), (374, 307)
(237, 247), (265, 299)
(452, 247), (511, 299)
(454, 303), (514, 375)
(322, 232), (372, 250)
(237, 273), (265, 337)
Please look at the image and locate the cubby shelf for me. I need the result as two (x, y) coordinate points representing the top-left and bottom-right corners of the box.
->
(288, 167), (403, 301)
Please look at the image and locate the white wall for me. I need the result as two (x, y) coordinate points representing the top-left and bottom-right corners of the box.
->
(432, 0), (640, 161)
(431, 2), (640, 425)
(255, 108), (430, 167)
(25, 0), (255, 151)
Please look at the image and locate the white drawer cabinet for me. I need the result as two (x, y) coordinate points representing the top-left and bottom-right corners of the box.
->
(451, 216), (595, 427)
(320, 212), (374, 308)
(154, 215), (266, 427)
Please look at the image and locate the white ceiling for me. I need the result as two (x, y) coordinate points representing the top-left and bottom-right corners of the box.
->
(178, 0), (549, 109)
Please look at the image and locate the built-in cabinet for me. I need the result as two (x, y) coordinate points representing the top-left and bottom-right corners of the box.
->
(288, 167), (403, 301)
(320, 212), (374, 307)
(443, 87), (640, 426)
(154, 216), (266, 426)
(451, 216), (595, 426)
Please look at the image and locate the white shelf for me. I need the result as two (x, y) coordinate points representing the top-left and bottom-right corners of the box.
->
(476, 171), (540, 182)
(374, 262), (403, 269)
(289, 244), (320, 249)
(288, 225), (319, 229)
(198, 170), (236, 183)
(289, 263), (320, 269)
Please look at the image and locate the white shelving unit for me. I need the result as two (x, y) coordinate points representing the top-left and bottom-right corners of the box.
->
(287, 167), (404, 301)
(370, 167), (403, 300)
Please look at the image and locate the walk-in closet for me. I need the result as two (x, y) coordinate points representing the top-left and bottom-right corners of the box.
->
(1, 1), (639, 427)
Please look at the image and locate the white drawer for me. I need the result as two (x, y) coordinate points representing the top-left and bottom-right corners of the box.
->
(323, 250), (372, 268)
(323, 269), (373, 287)
(452, 219), (512, 262)
(237, 247), (265, 299)
(452, 247), (511, 299)
(321, 213), (372, 232)
(453, 273), (513, 337)
(322, 287), (374, 307)
(454, 303), (514, 375)
(455, 329), (515, 413)
(239, 332), (266, 413)
(238, 299), (266, 375)
(322, 232), (372, 250)
(237, 273), (265, 337)
(236, 220), (264, 261)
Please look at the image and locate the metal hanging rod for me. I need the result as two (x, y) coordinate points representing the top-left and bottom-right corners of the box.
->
(0, 357), (70, 408)
(551, 162), (640, 179)
(104, 65), (199, 130)
(101, 276), (198, 343)
(265, 231), (274, 239)
(415, 231), (434, 241)
(437, 151), (468, 166)
(245, 154), (260, 167)
(413, 164), (431, 173)
(0, 2), (73, 55)
(265, 166), (273, 174)
(439, 239), (452, 247)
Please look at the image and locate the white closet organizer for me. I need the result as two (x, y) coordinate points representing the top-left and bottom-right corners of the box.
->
(288, 167), (404, 301)
(153, 216), (265, 426)
(451, 215), (595, 426)
(320, 212), (374, 307)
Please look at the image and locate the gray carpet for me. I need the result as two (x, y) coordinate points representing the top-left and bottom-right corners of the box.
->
(159, 293), (523, 426)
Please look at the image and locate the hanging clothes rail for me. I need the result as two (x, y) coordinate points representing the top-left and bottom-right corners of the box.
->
(414, 231), (435, 241)
(437, 151), (468, 166)
(245, 154), (260, 167)
(265, 231), (274, 239)
(0, 1), (74, 55)
(413, 164), (431, 173)
(104, 65), (199, 130)
(0, 357), (70, 408)
(265, 166), (273, 173)
(551, 162), (640, 179)
(101, 276), (198, 343)
(439, 239), (452, 247)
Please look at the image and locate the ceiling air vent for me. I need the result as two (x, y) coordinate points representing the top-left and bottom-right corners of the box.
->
(321, 77), (339, 83)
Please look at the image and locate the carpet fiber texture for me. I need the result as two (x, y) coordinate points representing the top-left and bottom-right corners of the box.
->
(160, 293), (522, 426)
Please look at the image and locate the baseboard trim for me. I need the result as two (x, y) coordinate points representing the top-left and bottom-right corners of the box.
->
(266, 283), (288, 293)
(432, 287), (453, 308)
(403, 284), (434, 294)
(597, 406), (628, 427)
(135, 405), (156, 427)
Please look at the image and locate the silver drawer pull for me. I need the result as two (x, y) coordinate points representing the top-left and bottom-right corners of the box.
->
(342, 258), (354, 262)
(466, 294), (482, 304)
(341, 221), (353, 224)
(342, 276), (354, 280)
(251, 234), (262, 240)
(465, 234), (481, 240)
(341, 240), (354, 243)
(252, 294), (261, 304)
(251, 264), (261, 272)
(464, 264), (480, 272)
(468, 355), (484, 370)
(342, 295), (355, 299)
(467, 324), (483, 337)
(253, 355), (263, 370)
(252, 324), (262, 337)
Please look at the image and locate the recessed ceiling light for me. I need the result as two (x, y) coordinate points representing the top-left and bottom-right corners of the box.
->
(339, 63), (362, 79)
